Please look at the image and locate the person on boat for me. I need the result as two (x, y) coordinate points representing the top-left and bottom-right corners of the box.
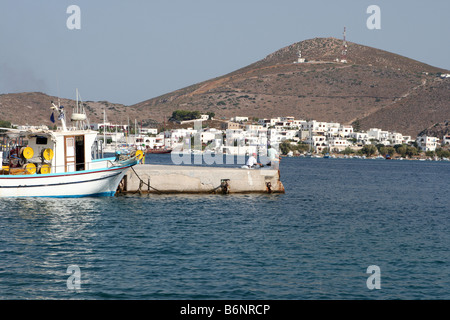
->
(246, 153), (262, 168)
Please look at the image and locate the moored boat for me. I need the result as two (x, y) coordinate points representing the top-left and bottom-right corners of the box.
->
(0, 97), (139, 197)
(146, 147), (172, 154)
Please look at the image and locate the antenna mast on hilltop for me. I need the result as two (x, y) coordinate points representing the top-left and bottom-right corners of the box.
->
(340, 27), (348, 64)
(294, 49), (306, 64)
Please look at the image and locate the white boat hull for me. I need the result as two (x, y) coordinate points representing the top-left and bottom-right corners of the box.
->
(0, 164), (133, 198)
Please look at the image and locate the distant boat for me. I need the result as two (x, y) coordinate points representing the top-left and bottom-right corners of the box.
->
(146, 147), (172, 154)
(385, 154), (391, 160)
(323, 153), (330, 158)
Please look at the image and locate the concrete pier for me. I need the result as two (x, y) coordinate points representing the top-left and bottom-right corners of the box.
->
(118, 164), (285, 194)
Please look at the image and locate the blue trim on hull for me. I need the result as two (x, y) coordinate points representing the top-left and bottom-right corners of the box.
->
(11, 191), (116, 198)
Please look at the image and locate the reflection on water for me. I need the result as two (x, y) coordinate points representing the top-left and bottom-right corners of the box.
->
(4, 198), (100, 241)
(0, 198), (108, 299)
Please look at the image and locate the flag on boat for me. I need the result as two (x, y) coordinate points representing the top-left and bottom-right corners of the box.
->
(50, 112), (55, 123)
(58, 106), (65, 120)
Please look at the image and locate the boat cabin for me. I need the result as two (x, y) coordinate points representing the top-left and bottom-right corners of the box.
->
(1, 129), (101, 175)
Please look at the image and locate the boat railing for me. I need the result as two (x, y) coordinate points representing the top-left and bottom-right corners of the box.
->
(0, 157), (119, 176)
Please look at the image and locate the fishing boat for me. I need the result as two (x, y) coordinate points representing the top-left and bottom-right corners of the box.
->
(146, 147), (172, 154)
(0, 95), (139, 198)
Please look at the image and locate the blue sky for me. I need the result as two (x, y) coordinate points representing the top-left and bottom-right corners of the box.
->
(0, 0), (449, 105)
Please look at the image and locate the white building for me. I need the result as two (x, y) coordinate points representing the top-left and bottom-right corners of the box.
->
(197, 128), (222, 144)
(245, 124), (264, 132)
(258, 118), (270, 127)
(306, 134), (328, 152)
(417, 136), (439, 152)
(328, 137), (350, 152)
(231, 116), (249, 123)
(443, 135), (450, 145)
(325, 122), (340, 137)
(349, 132), (369, 145)
(302, 120), (329, 133)
(387, 132), (404, 146)
(267, 128), (298, 145)
(280, 116), (295, 123)
(402, 136), (413, 144)
(290, 119), (307, 129)
(91, 122), (128, 132)
(140, 128), (158, 135)
(165, 128), (197, 147)
(367, 128), (389, 144)
(258, 117), (282, 128)
(338, 125), (354, 137)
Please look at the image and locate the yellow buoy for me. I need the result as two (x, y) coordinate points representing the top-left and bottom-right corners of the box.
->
(40, 164), (51, 174)
(21, 147), (34, 159)
(23, 163), (37, 175)
(135, 150), (144, 161)
(42, 148), (54, 161)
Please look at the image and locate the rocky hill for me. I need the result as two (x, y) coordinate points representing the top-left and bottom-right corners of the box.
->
(0, 92), (141, 128)
(418, 121), (450, 140)
(131, 37), (449, 137)
(1, 37), (449, 137)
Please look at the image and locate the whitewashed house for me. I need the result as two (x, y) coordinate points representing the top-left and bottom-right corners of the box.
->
(302, 120), (329, 133)
(328, 137), (350, 152)
(230, 116), (249, 123)
(338, 125), (354, 137)
(387, 132), (404, 146)
(306, 135), (328, 152)
(349, 132), (369, 145)
(443, 135), (450, 145)
(368, 128), (389, 144)
(416, 136), (439, 152)
(140, 128), (158, 135)
(402, 136), (413, 144)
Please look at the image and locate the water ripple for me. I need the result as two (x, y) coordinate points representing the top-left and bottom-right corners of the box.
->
(0, 157), (449, 299)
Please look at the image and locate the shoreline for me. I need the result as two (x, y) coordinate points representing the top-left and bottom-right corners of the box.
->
(282, 154), (450, 161)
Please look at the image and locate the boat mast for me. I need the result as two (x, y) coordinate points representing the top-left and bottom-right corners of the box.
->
(103, 108), (106, 150)
(309, 123), (312, 153)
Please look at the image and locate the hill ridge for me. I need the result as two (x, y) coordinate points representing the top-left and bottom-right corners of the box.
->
(1, 37), (449, 137)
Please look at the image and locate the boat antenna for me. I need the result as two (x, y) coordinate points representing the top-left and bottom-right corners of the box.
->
(56, 75), (61, 108)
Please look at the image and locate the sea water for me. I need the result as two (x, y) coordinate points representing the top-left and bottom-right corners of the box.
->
(0, 156), (449, 300)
